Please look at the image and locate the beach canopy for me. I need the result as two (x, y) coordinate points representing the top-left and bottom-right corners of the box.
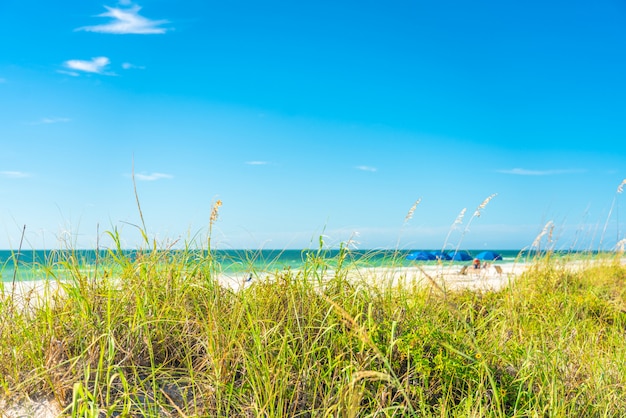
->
(406, 251), (436, 261)
(448, 251), (473, 261)
(430, 250), (451, 261)
(475, 251), (502, 261)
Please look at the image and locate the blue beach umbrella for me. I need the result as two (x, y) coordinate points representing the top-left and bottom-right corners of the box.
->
(475, 251), (502, 261)
(430, 250), (451, 261)
(406, 251), (435, 261)
(448, 251), (473, 261)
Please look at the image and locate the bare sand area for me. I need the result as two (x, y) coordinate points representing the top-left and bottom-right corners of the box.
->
(0, 397), (63, 418)
(346, 262), (529, 291)
(216, 261), (533, 292)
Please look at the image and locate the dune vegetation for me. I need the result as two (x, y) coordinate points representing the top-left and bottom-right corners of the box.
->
(2, 184), (626, 417)
(1, 233), (626, 417)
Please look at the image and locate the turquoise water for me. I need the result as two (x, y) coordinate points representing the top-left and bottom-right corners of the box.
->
(0, 248), (588, 282)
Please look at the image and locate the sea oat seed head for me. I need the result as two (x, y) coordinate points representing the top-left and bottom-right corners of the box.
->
(548, 222), (554, 243)
(453, 208), (467, 227)
(210, 199), (222, 224)
(346, 235), (360, 250)
(617, 179), (626, 194)
(531, 220), (554, 249)
(404, 198), (422, 222)
(473, 193), (497, 217)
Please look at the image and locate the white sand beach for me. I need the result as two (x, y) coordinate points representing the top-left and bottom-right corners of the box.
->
(347, 262), (530, 291)
(215, 261), (532, 291)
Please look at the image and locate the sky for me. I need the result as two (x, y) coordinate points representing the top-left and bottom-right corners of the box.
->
(1, 0), (626, 251)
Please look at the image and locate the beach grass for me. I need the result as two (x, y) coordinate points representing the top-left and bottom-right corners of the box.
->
(1, 236), (626, 417)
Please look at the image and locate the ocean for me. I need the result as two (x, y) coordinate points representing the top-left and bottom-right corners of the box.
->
(0, 248), (569, 282)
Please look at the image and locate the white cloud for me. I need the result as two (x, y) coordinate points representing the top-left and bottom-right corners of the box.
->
(355, 165), (377, 172)
(33, 117), (71, 125)
(63, 57), (112, 75)
(134, 172), (173, 181)
(57, 70), (81, 77)
(246, 161), (269, 166)
(1, 171), (32, 179)
(76, 4), (169, 35)
(497, 168), (585, 176)
(121, 62), (145, 70)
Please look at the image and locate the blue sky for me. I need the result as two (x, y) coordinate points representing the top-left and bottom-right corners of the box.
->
(1, 0), (625, 251)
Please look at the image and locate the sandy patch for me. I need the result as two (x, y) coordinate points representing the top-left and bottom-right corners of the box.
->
(0, 397), (62, 418)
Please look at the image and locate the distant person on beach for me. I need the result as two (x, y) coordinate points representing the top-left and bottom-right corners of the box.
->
(473, 258), (481, 269)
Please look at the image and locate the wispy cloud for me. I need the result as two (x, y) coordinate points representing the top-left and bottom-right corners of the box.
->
(497, 168), (585, 176)
(134, 172), (173, 181)
(62, 57), (112, 75)
(355, 165), (377, 172)
(32, 117), (71, 125)
(245, 161), (269, 166)
(1, 171), (32, 179)
(121, 62), (145, 70)
(76, 4), (169, 35)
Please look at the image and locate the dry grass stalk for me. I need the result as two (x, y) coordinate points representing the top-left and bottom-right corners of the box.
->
(531, 220), (554, 249)
(442, 208), (466, 253)
(404, 198), (422, 223)
(416, 265), (446, 296)
(453, 208), (467, 227)
(210, 199), (222, 224)
(616, 238), (626, 254)
(453, 193), (497, 251)
(473, 193), (497, 218)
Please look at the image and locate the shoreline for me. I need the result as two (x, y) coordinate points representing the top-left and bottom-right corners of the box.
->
(4, 257), (612, 299)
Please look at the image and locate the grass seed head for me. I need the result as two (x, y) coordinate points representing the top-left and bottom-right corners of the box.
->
(531, 220), (554, 249)
(345, 231), (360, 250)
(453, 208), (467, 228)
(404, 198), (422, 223)
(473, 193), (497, 217)
(210, 199), (222, 224)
